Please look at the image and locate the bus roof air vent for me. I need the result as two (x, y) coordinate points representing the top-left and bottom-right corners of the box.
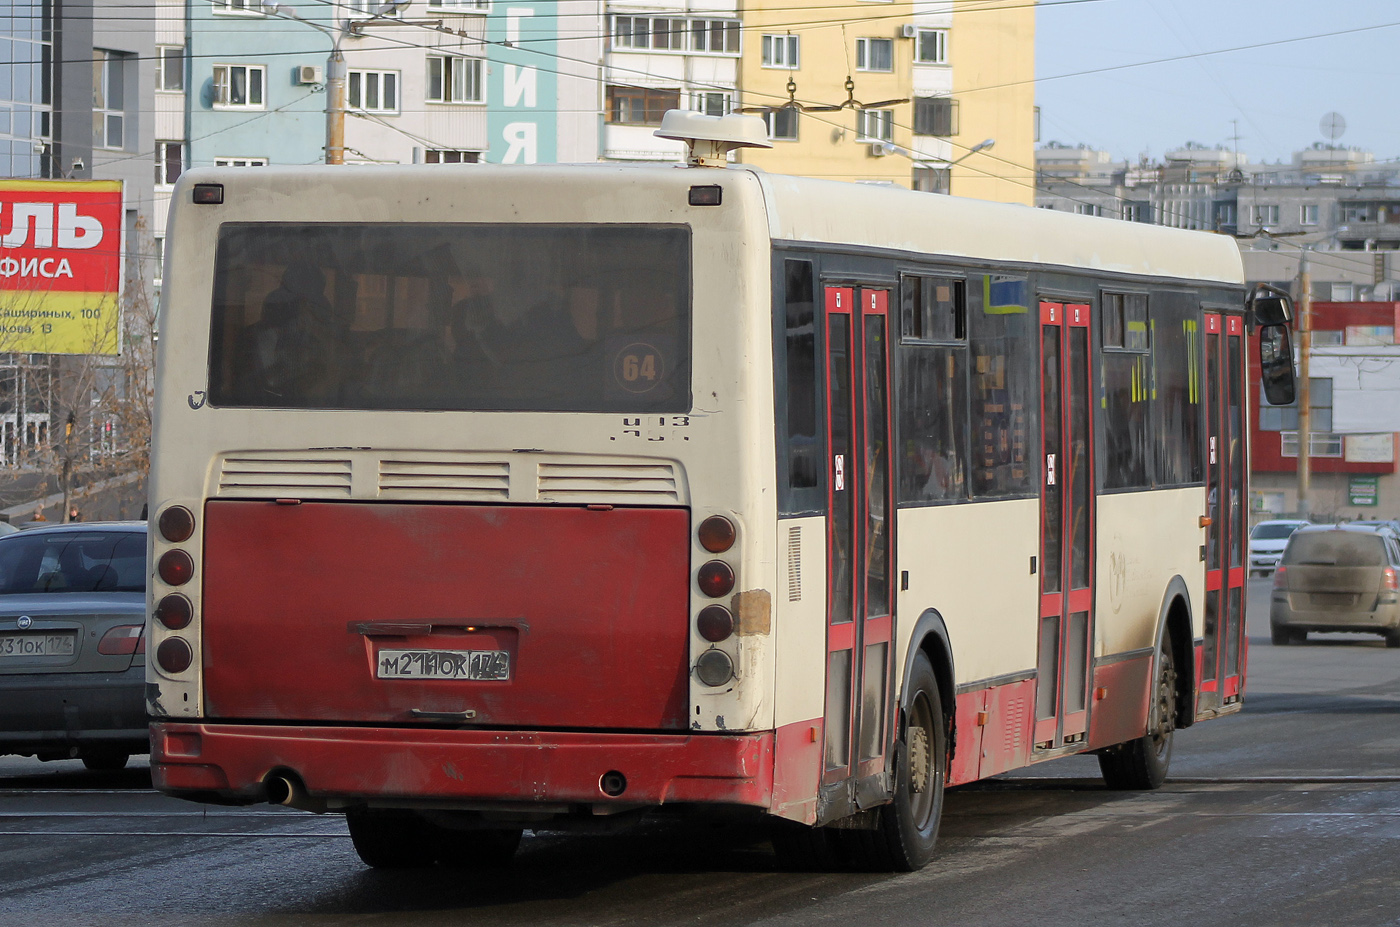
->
(655, 110), (772, 168)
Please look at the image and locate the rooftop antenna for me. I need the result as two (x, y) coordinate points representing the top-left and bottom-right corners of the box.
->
(1320, 111), (1347, 145)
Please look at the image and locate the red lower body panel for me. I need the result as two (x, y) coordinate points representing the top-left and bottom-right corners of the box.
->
(1086, 655), (1152, 751)
(151, 722), (774, 808)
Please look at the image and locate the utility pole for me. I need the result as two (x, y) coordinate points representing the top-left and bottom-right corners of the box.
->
(1296, 249), (1312, 518)
(325, 50), (346, 165)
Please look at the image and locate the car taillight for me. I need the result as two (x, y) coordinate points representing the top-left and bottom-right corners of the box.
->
(98, 624), (144, 655)
(156, 637), (193, 674)
(1384, 567), (1399, 592)
(1272, 566), (1288, 589)
(697, 560), (735, 598)
(158, 549), (194, 586)
(154, 594), (193, 630)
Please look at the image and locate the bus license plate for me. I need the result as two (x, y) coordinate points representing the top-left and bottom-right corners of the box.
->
(0, 633), (76, 657)
(376, 649), (511, 681)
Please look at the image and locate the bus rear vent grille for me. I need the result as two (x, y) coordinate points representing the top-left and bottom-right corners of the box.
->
(537, 462), (680, 504)
(378, 459), (510, 500)
(218, 457), (353, 498)
(787, 525), (802, 601)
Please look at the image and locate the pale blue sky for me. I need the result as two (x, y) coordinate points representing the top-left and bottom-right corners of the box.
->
(1034, 0), (1400, 164)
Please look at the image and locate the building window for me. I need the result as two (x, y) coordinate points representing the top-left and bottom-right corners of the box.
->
(612, 16), (687, 51)
(1074, 204), (1099, 217)
(1347, 325), (1395, 346)
(1261, 377), (1331, 433)
(1340, 204), (1373, 223)
(691, 91), (733, 117)
(214, 157), (268, 167)
(857, 108), (893, 142)
(426, 56), (483, 104)
(761, 35), (799, 68)
(153, 236), (165, 288)
(345, 0), (401, 15)
(212, 64), (265, 109)
(211, 0), (263, 13)
(1280, 432), (1344, 458)
(691, 20), (740, 54)
(156, 46), (184, 92)
(349, 70), (399, 113)
(1252, 204), (1279, 226)
(913, 96), (957, 136)
(92, 50), (127, 150)
(154, 141), (183, 186)
(764, 107), (798, 141)
(1311, 330), (1344, 346)
(912, 166), (949, 193)
(428, 0), (491, 10)
(606, 85), (679, 125)
(916, 29), (947, 64)
(424, 150), (480, 163)
(1121, 203), (1143, 222)
(856, 37), (893, 72)
(1300, 203), (1319, 225)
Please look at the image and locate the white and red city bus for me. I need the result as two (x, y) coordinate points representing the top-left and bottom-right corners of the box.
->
(147, 118), (1294, 871)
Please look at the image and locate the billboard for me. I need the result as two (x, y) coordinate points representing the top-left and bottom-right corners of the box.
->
(0, 179), (123, 355)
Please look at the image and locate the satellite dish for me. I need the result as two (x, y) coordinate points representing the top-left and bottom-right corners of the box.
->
(1320, 112), (1347, 142)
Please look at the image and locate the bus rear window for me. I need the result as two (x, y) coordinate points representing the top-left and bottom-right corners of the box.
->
(207, 223), (691, 412)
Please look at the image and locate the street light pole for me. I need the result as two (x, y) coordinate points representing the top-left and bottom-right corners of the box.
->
(262, 1), (346, 165)
(1297, 248), (1312, 518)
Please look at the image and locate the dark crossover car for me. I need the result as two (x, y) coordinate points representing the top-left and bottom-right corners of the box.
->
(0, 522), (148, 769)
(1270, 524), (1400, 647)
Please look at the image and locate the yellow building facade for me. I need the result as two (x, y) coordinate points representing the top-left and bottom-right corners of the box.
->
(735, 0), (1035, 205)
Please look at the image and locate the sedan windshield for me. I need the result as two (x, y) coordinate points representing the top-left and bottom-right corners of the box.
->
(1251, 523), (1302, 541)
(0, 532), (146, 594)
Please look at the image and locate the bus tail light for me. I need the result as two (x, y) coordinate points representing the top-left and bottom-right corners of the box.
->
(697, 560), (735, 598)
(698, 516), (736, 553)
(1384, 567), (1399, 592)
(156, 637), (194, 674)
(155, 594), (193, 630)
(98, 625), (144, 655)
(697, 605), (734, 642)
(158, 505), (195, 543)
(695, 649), (733, 687)
(158, 550), (194, 586)
(1272, 566), (1288, 590)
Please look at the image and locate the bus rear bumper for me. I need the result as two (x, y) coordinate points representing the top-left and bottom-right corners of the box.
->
(150, 722), (775, 811)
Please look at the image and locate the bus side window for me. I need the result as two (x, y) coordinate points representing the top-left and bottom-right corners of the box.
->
(968, 275), (1034, 497)
(782, 260), (821, 505)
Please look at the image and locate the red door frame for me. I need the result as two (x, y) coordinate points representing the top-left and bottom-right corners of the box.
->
(1036, 301), (1095, 747)
(820, 285), (895, 792)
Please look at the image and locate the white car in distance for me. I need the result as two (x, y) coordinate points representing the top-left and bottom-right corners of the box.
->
(1249, 519), (1310, 575)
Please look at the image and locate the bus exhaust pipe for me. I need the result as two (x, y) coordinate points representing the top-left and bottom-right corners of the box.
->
(266, 773), (328, 814)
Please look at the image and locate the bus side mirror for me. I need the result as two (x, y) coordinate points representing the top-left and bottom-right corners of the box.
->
(1259, 324), (1296, 406)
(1252, 295), (1293, 327)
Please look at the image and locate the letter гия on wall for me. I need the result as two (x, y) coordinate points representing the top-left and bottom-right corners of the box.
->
(0, 180), (123, 355)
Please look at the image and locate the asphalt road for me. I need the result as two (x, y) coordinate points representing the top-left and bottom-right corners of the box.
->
(2, 577), (1398, 927)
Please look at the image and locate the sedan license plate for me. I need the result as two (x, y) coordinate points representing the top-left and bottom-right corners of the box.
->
(377, 649), (510, 681)
(0, 633), (76, 657)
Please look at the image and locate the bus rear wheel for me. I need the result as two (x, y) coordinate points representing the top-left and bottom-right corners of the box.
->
(1098, 639), (1176, 790)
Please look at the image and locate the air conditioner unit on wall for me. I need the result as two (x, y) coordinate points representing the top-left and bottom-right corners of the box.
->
(901, 23), (918, 39)
(296, 65), (324, 85)
(869, 141), (895, 157)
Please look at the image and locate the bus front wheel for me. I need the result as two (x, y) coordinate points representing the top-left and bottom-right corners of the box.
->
(1098, 639), (1176, 790)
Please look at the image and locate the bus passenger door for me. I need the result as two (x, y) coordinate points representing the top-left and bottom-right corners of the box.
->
(1201, 313), (1247, 712)
(820, 285), (896, 816)
(1035, 301), (1095, 749)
